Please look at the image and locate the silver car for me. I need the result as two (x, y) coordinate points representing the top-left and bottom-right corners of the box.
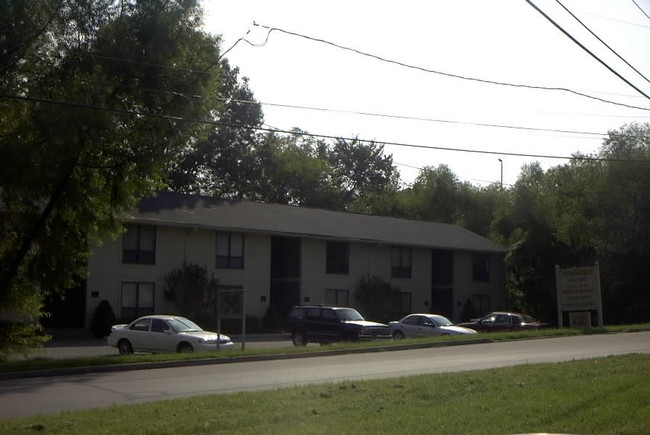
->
(389, 313), (477, 339)
(107, 315), (234, 354)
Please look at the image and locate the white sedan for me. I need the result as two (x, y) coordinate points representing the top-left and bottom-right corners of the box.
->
(389, 314), (477, 339)
(107, 315), (234, 354)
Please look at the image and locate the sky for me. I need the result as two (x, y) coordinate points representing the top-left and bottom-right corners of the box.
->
(200, 0), (650, 187)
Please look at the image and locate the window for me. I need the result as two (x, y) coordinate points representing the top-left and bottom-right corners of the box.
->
(121, 282), (154, 320)
(216, 232), (244, 269)
(391, 247), (412, 278)
(122, 225), (156, 264)
(472, 254), (490, 282)
(325, 289), (349, 306)
(326, 241), (349, 274)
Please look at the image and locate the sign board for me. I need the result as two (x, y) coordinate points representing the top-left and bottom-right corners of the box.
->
(569, 311), (592, 329)
(218, 289), (243, 318)
(555, 264), (603, 327)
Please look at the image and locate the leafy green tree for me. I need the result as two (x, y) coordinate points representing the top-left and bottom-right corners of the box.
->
(0, 0), (223, 354)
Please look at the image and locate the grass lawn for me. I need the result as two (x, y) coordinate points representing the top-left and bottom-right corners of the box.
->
(1, 353), (648, 434)
(2, 324), (649, 375)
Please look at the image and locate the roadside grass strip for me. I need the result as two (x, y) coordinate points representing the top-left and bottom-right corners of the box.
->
(1, 354), (648, 434)
(1, 324), (649, 376)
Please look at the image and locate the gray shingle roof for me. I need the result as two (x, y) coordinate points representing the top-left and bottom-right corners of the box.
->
(127, 192), (507, 254)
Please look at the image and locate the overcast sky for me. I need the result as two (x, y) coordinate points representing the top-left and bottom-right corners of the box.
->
(201, 0), (650, 187)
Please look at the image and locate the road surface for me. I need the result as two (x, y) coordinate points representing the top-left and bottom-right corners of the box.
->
(1, 332), (648, 419)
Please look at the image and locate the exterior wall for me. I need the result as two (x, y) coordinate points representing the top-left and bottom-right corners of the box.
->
(86, 224), (506, 328)
(299, 240), (433, 320)
(86, 226), (271, 327)
(452, 251), (506, 322)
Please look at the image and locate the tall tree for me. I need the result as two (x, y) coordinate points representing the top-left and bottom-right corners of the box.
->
(0, 0), (222, 354)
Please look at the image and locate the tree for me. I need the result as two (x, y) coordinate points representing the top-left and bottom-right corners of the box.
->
(0, 0), (223, 354)
(166, 59), (264, 195)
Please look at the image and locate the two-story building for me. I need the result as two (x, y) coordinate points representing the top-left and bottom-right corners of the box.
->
(85, 191), (507, 328)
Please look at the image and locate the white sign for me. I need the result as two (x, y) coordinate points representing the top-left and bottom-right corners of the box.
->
(555, 264), (603, 327)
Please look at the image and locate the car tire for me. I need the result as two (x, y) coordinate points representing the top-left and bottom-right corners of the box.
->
(117, 339), (133, 355)
(177, 342), (193, 353)
(292, 331), (307, 346)
(392, 330), (405, 340)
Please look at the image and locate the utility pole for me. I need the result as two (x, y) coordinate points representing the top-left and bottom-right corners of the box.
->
(498, 158), (503, 188)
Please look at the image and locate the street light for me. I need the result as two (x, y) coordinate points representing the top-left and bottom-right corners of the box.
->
(498, 158), (503, 188)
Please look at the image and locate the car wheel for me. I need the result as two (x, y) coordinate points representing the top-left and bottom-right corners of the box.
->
(117, 339), (133, 355)
(292, 331), (307, 346)
(177, 342), (193, 353)
(392, 330), (405, 340)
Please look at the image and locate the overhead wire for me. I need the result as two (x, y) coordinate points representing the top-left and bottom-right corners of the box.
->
(524, 0), (650, 101)
(250, 22), (650, 111)
(631, 0), (650, 21)
(554, 0), (650, 87)
(3, 92), (650, 164)
(14, 67), (610, 138)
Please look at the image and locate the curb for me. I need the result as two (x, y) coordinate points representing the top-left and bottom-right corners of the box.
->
(0, 338), (491, 381)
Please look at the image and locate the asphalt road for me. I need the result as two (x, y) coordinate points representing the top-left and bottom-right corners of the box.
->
(1, 332), (648, 419)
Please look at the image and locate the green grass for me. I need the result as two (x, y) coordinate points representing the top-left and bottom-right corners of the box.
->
(1, 354), (648, 434)
(1, 324), (649, 374)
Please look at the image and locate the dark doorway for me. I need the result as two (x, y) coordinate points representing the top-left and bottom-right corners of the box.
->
(270, 237), (301, 317)
(41, 280), (87, 328)
(431, 249), (454, 318)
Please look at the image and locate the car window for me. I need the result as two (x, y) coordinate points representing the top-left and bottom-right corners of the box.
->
(151, 318), (170, 333)
(481, 315), (497, 324)
(511, 316), (523, 325)
(495, 314), (510, 325)
(288, 308), (305, 320)
(430, 316), (453, 327)
(403, 315), (419, 325)
(130, 318), (151, 332)
(335, 308), (364, 321)
(522, 315), (537, 323)
(306, 308), (321, 320)
(167, 318), (202, 332)
(321, 309), (338, 321)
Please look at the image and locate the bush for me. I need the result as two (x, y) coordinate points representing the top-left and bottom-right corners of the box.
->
(91, 300), (116, 338)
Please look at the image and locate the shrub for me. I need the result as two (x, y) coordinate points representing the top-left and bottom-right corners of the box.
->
(91, 300), (116, 338)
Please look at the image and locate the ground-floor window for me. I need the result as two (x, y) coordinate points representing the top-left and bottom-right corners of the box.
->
(325, 288), (349, 306)
(472, 293), (490, 316)
(121, 282), (154, 320)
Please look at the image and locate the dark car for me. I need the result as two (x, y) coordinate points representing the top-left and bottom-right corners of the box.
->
(284, 305), (391, 346)
(457, 311), (546, 332)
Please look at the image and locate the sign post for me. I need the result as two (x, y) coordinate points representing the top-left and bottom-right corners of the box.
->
(217, 286), (246, 350)
(555, 263), (603, 328)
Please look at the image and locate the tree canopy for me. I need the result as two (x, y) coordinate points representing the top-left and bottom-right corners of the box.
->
(0, 0), (223, 353)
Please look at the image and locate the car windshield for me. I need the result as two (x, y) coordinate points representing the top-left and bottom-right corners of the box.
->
(335, 308), (364, 321)
(167, 318), (203, 333)
(429, 315), (453, 326)
(522, 314), (538, 323)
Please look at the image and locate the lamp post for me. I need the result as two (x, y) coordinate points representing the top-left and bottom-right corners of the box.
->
(498, 158), (503, 188)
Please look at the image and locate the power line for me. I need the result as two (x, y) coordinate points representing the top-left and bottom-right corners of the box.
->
(4, 92), (650, 164)
(554, 0), (650, 87)
(631, 0), (650, 21)
(250, 22), (650, 112)
(16, 68), (609, 138)
(525, 0), (650, 101)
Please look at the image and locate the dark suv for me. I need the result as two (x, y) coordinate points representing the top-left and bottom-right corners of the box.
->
(284, 305), (391, 346)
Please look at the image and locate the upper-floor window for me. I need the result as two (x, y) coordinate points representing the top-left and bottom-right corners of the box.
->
(472, 253), (490, 282)
(326, 241), (349, 274)
(216, 232), (244, 269)
(391, 246), (412, 279)
(122, 224), (156, 264)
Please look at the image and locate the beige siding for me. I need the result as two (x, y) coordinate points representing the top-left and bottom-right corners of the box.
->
(86, 225), (505, 328)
